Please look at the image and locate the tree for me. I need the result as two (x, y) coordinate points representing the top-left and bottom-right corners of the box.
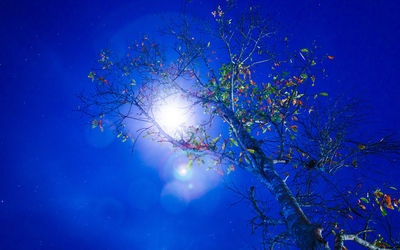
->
(79, 1), (400, 249)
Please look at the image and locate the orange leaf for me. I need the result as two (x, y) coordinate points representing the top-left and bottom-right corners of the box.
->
(348, 214), (353, 220)
(386, 204), (394, 210)
(384, 194), (392, 206)
(328, 56), (334, 60)
(98, 120), (104, 132)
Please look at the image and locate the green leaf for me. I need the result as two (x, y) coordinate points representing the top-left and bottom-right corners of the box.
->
(390, 187), (397, 190)
(360, 197), (369, 203)
(380, 206), (387, 216)
(247, 149), (255, 154)
(301, 48), (309, 53)
(187, 159), (193, 169)
(211, 135), (221, 144)
(319, 92), (328, 96)
(229, 138), (238, 147)
(207, 42), (210, 47)
(88, 72), (95, 81)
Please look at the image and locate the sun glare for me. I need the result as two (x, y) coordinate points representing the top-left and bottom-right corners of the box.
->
(155, 96), (189, 134)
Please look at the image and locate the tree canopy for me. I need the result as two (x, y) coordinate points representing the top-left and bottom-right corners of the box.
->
(79, 1), (400, 249)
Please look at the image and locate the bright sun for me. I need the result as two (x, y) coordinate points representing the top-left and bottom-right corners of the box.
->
(155, 96), (189, 135)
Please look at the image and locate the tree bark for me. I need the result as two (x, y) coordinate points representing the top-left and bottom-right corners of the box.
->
(334, 231), (386, 250)
(256, 165), (330, 249)
(217, 101), (330, 249)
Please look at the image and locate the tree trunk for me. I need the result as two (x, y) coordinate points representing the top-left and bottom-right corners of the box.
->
(256, 165), (330, 249)
(217, 104), (330, 248)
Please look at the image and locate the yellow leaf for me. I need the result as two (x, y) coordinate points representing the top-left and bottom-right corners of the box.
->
(357, 144), (366, 150)
(247, 149), (255, 154)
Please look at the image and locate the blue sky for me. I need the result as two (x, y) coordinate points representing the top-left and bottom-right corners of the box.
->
(1, 0), (399, 249)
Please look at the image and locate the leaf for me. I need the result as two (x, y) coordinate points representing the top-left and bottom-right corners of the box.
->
(222, 143), (226, 151)
(207, 41), (210, 47)
(319, 92), (328, 96)
(360, 197), (369, 203)
(229, 138), (238, 147)
(88, 72), (95, 81)
(357, 144), (366, 150)
(328, 56), (334, 60)
(187, 159), (193, 169)
(386, 204), (394, 210)
(301, 48), (309, 53)
(374, 190), (383, 198)
(390, 187), (397, 190)
(380, 206), (387, 216)
(211, 135), (221, 144)
(247, 149), (255, 154)
(227, 164), (235, 174)
(384, 195), (392, 206)
(360, 204), (366, 210)
(348, 214), (353, 220)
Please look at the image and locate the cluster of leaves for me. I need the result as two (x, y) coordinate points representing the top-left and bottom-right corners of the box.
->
(359, 187), (400, 216)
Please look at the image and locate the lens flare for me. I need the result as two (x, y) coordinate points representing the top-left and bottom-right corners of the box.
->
(173, 164), (192, 181)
